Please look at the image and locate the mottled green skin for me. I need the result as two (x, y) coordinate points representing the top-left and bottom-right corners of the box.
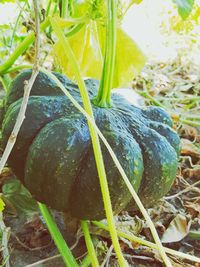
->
(2, 96), (78, 180)
(1, 70), (180, 220)
(5, 69), (78, 108)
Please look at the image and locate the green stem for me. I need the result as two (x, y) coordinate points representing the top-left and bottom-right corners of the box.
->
(92, 221), (200, 264)
(135, 90), (164, 107)
(46, 0), (52, 16)
(38, 203), (79, 267)
(69, 0), (75, 17)
(180, 118), (200, 127)
(61, 0), (68, 18)
(158, 96), (200, 102)
(42, 18), (128, 265)
(46, 22), (84, 42)
(0, 75), (11, 92)
(66, 23), (85, 37)
(3, 65), (32, 74)
(188, 230), (200, 240)
(171, 114), (200, 120)
(52, 1), (59, 16)
(0, 19), (85, 76)
(81, 221), (99, 267)
(80, 255), (91, 267)
(94, 0), (117, 108)
(0, 17), (50, 75)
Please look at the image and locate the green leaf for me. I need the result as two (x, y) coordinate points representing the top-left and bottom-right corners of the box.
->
(98, 26), (146, 87)
(113, 27), (146, 88)
(173, 0), (195, 19)
(0, 0), (15, 3)
(54, 21), (103, 81)
(2, 178), (38, 215)
(71, 0), (91, 18)
(0, 198), (5, 212)
(50, 16), (84, 28)
(54, 21), (146, 88)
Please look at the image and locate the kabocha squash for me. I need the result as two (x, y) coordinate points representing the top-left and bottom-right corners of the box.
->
(1, 69), (180, 220)
(1, 0), (180, 222)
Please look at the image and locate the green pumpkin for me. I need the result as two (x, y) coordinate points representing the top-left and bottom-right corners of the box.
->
(1, 70), (180, 220)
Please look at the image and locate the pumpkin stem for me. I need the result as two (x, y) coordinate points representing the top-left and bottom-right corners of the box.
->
(93, 0), (117, 108)
(60, 0), (68, 18)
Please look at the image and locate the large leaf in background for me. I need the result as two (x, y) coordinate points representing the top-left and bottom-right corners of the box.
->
(173, 0), (195, 19)
(71, 0), (105, 19)
(54, 19), (146, 88)
(50, 16), (84, 28)
(54, 21), (103, 81)
(114, 28), (146, 88)
(2, 178), (38, 216)
(98, 26), (146, 87)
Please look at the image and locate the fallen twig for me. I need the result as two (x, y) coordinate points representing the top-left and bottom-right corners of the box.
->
(10, 232), (52, 251)
(92, 221), (200, 264)
(165, 180), (200, 200)
(24, 254), (61, 267)
(100, 245), (113, 267)
(0, 0), (40, 174)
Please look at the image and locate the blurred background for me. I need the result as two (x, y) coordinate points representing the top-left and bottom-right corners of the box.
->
(1, 0), (200, 63)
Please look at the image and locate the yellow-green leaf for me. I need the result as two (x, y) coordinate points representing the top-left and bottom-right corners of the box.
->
(173, 0), (195, 20)
(96, 25), (146, 87)
(54, 21), (103, 81)
(53, 18), (146, 88)
(0, 0), (15, 3)
(0, 197), (5, 212)
(52, 16), (86, 28)
(113, 27), (146, 88)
